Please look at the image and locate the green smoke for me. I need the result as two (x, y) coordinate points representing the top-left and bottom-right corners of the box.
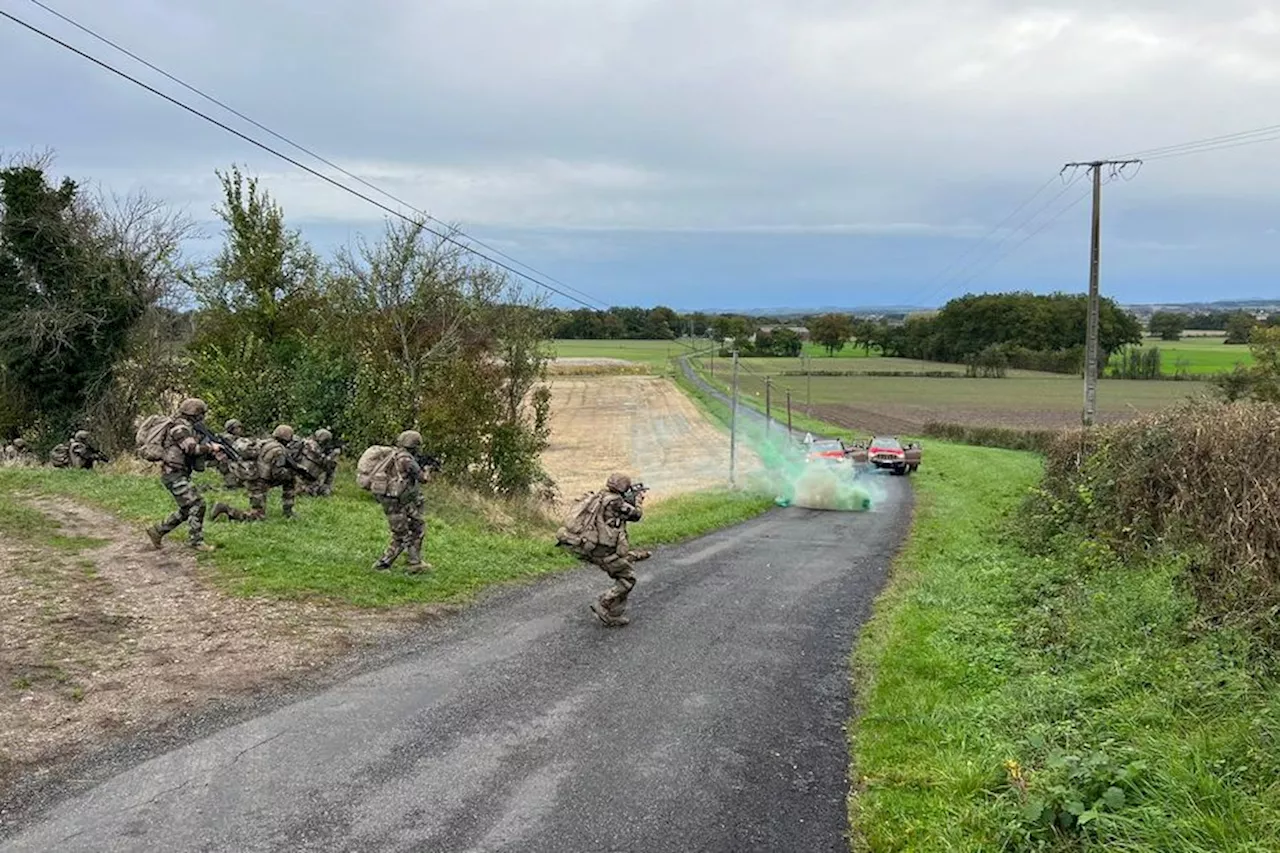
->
(735, 418), (881, 511)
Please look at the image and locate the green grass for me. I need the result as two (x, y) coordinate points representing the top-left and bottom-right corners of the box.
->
(1114, 336), (1255, 377)
(0, 467), (773, 609)
(0, 488), (110, 553)
(847, 437), (1280, 851)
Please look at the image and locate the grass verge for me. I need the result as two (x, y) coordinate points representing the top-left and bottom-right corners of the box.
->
(848, 439), (1280, 851)
(0, 467), (773, 609)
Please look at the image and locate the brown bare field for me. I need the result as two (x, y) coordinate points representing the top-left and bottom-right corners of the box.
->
(540, 376), (760, 504)
(0, 496), (407, 795)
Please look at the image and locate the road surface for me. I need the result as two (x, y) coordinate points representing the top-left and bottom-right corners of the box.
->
(1, 369), (912, 852)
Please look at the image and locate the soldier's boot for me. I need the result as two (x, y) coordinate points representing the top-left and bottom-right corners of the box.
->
(372, 543), (403, 571)
(210, 502), (231, 522)
(589, 601), (629, 627)
(628, 549), (652, 562)
(190, 542), (216, 553)
(146, 525), (164, 550)
(404, 538), (431, 574)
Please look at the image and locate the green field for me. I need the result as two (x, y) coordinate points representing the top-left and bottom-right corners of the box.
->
(1115, 336), (1255, 377)
(691, 357), (1211, 432)
(0, 466), (773, 608)
(550, 338), (712, 371)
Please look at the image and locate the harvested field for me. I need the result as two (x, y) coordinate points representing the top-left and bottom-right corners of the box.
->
(0, 495), (404, 797)
(540, 375), (760, 504)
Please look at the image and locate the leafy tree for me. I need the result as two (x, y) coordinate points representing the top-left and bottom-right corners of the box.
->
(769, 327), (803, 357)
(1149, 311), (1188, 341)
(0, 157), (176, 449)
(1224, 312), (1257, 345)
(810, 313), (855, 356)
(1213, 326), (1280, 402)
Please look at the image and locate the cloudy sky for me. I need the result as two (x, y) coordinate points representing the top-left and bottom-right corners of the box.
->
(2, 0), (1277, 310)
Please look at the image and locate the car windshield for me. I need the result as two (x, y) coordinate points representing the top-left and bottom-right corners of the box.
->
(871, 438), (902, 450)
(808, 440), (844, 453)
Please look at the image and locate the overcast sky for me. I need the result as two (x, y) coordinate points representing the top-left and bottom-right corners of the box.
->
(2, 0), (1277, 310)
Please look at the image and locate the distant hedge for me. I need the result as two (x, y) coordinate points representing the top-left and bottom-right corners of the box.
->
(922, 421), (1060, 453)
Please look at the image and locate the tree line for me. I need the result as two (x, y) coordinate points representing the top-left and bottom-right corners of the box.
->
(0, 154), (554, 497)
(1148, 310), (1279, 343)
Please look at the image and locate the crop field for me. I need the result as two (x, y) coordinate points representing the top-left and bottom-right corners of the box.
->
(1116, 335), (1254, 376)
(550, 338), (711, 372)
(692, 357), (1212, 433)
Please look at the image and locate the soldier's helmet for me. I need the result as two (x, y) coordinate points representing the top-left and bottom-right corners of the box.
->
(314, 428), (333, 444)
(273, 424), (294, 442)
(178, 397), (208, 419)
(396, 430), (423, 450)
(606, 472), (632, 494)
(13, 438), (25, 450)
(74, 430), (91, 442)
(224, 419), (243, 434)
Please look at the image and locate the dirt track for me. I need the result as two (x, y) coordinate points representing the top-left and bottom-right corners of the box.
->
(540, 376), (760, 503)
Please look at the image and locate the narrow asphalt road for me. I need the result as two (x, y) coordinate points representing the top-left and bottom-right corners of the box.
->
(1, 363), (912, 852)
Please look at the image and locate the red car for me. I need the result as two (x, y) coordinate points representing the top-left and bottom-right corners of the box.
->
(849, 436), (921, 475)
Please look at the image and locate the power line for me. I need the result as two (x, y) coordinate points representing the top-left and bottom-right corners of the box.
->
(2, 6), (610, 311)
(911, 169), (1088, 308)
(1116, 122), (1280, 160)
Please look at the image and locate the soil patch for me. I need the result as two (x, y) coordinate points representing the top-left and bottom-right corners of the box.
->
(0, 496), (410, 798)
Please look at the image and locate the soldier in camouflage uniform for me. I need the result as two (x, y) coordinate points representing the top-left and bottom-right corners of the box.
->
(298, 428), (340, 497)
(1, 438), (38, 467)
(210, 424), (300, 522)
(68, 431), (108, 469)
(216, 419), (247, 488)
(558, 473), (651, 627)
(372, 430), (430, 573)
(146, 398), (223, 552)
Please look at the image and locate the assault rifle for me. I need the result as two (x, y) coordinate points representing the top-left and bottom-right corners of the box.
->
(417, 452), (444, 474)
(82, 443), (110, 464)
(282, 449), (319, 482)
(194, 422), (240, 461)
(625, 482), (650, 505)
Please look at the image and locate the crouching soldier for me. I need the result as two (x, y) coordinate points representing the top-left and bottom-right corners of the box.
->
(556, 473), (652, 627)
(216, 419), (247, 488)
(211, 425), (300, 522)
(1, 438), (38, 468)
(299, 428), (340, 497)
(142, 398), (223, 552)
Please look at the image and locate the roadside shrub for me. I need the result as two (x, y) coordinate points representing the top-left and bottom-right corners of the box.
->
(1034, 398), (1280, 640)
(923, 421), (1059, 453)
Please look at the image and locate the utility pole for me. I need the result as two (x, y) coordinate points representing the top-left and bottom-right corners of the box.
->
(1062, 158), (1141, 426)
(765, 377), (772, 437)
(804, 355), (812, 413)
(786, 390), (793, 439)
(730, 350), (739, 487)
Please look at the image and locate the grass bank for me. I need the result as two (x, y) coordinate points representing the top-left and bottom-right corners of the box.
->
(849, 440), (1280, 851)
(0, 467), (772, 609)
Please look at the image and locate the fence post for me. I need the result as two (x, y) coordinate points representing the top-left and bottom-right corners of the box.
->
(787, 390), (793, 439)
(765, 377), (772, 437)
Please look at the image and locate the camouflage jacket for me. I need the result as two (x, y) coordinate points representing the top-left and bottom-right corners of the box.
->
(160, 417), (219, 477)
(384, 448), (427, 500)
(298, 438), (337, 479)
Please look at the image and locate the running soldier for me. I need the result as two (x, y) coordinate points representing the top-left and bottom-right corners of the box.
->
(210, 425), (301, 522)
(143, 398), (223, 552)
(555, 473), (652, 627)
(369, 430), (431, 573)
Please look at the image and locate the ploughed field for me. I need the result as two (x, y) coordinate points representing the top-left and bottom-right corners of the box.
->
(691, 356), (1214, 433)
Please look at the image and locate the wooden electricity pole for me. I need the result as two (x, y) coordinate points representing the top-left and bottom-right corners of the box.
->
(765, 377), (772, 436)
(730, 350), (739, 487)
(1062, 158), (1141, 427)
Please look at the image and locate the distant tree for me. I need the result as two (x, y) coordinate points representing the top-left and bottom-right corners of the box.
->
(853, 319), (878, 355)
(769, 327), (803, 357)
(1224, 312), (1257, 345)
(1149, 311), (1189, 341)
(1213, 326), (1280, 403)
(810, 313), (855, 356)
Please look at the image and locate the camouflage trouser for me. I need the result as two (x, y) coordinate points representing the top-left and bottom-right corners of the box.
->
(214, 478), (295, 521)
(216, 458), (241, 489)
(376, 491), (424, 567)
(585, 544), (651, 619)
(156, 474), (206, 544)
(303, 466), (335, 497)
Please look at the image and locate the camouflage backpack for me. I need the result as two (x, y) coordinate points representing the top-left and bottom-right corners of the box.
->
(355, 445), (406, 497)
(49, 443), (72, 468)
(135, 414), (178, 462)
(555, 491), (621, 557)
